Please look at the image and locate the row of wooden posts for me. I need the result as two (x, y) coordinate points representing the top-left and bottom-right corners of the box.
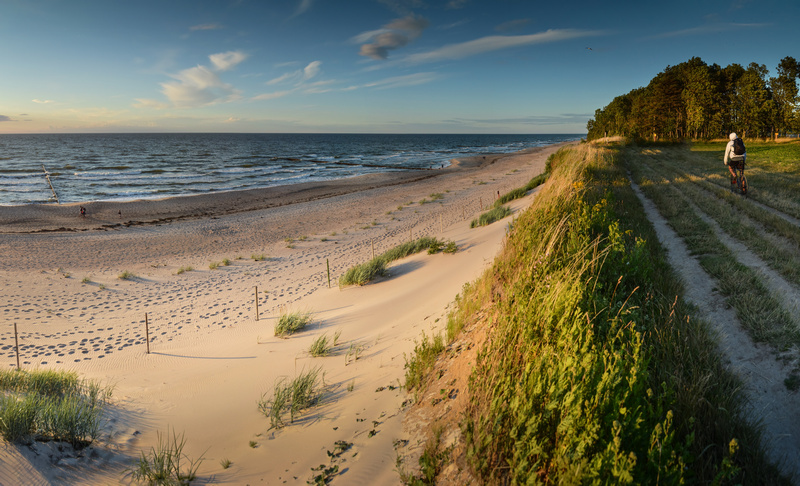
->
(10, 195), (495, 367)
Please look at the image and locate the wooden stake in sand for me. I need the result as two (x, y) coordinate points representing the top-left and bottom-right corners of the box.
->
(13, 322), (21, 370)
(42, 164), (60, 204)
(145, 313), (150, 354)
(255, 286), (259, 321)
(327, 259), (331, 288)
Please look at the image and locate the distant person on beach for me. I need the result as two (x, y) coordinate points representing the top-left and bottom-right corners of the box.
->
(724, 132), (746, 183)
(80, 206), (86, 218)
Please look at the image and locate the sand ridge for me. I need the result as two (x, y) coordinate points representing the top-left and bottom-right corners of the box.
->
(0, 143), (568, 485)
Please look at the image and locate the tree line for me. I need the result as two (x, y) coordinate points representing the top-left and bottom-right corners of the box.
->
(587, 56), (800, 141)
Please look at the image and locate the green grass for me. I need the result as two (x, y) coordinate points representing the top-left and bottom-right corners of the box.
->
(130, 428), (205, 484)
(409, 143), (786, 484)
(338, 237), (449, 287)
(404, 332), (445, 395)
(274, 310), (313, 338)
(176, 266), (193, 275)
(258, 367), (323, 429)
(309, 334), (332, 357)
(118, 270), (135, 280)
(209, 261), (220, 270)
(469, 205), (512, 228)
(252, 253), (266, 261)
(0, 369), (111, 447)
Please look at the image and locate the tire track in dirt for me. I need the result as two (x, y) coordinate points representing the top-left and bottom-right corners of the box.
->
(629, 175), (800, 481)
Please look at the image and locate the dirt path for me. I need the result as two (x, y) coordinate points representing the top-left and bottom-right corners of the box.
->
(629, 175), (800, 481)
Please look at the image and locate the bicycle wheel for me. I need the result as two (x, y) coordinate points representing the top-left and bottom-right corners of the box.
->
(741, 173), (748, 196)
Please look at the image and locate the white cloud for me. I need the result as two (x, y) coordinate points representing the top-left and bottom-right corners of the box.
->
(209, 51), (248, 71)
(267, 72), (299, 85)
(32, 99), (55, 104)
(303, 61), (322, 80)
(403, 29), (606, 64)
(133, 98), (169, 109)
(358, 14), (429, 60)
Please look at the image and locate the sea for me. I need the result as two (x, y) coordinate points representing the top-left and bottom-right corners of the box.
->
(0, 133), (582, 205)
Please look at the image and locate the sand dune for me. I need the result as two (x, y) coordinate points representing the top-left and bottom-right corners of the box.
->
(0, 143), (567, 485)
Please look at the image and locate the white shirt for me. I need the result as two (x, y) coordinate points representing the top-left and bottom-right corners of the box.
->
(724, 140), (746, 165)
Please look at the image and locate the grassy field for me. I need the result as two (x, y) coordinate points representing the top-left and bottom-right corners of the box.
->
(406, 142), (790, 484)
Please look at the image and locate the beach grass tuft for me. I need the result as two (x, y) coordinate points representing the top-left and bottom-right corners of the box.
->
(470, 205), (512, 228)
(258, 367), (323, 429)
(339, 237), (449, 287)
(404, 332), (445, 395)
(130, 427), (205, 485)
(176, 266), (193, 275)
(252, 253), (266, 261)
(274, 309), (313, 338)
(309, 334), (332, 357)
(209, 261), (220, 270)
(0, 369), (112, 447)
(118, 270), (135, 280)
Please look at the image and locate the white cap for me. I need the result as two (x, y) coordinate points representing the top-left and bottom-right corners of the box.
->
(729, 133), (737, 140)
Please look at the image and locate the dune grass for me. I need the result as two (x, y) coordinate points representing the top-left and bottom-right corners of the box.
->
(406, 143), (786, 484)
(309, 334), (332, 357)
(338, 236), (453, 287)
(469, 205), (512, 228)
(117, 270), (135, 280)
(258, 367), (323, 429)
(130, 427), (205, 485)
(403, 332), (445, 396)
(0, 369), (112, 447)
(274, 309), (313, 338)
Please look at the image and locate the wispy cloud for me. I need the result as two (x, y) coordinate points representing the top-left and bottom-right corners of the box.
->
(291, 0), (313, 18)
(137, 50), (248, 109)
(403, 29), (606, 64)
(32, 99), (55, 104)
(649, 22), (768, 39)
(357, 14), (429, 60)
(253, 90), (292, 101)
(446, 114), (591, 125)
(363, 72), (439, 89)
(190, 23), (223, 31)
(0, 115), (13, 122)
(495, 19), (531, 33)
(303, 60), (321, 80)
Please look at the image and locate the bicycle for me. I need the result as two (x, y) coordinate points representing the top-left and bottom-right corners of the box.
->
(729, 159), (747, 196)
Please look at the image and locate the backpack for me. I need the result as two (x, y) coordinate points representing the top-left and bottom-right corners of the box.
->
(733, 137), (746, 156)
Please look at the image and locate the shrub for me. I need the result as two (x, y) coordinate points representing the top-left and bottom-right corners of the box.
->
(118, 270), (135, 280)
(404, 332), (445, 393)
(309, 334), (332, 357)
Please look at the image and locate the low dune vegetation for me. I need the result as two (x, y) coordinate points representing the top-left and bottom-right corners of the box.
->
(0, 369), (112, 448)
(408, 143), (787, 484)
(338, 236), (456, 287)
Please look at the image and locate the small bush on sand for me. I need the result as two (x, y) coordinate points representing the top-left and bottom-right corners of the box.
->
(252, 253), (266, 261)
(176, 266), (193, 275)
(309, 334), (332, 357)
(118, 270), (135, 280)
(274, 310), (313, 338)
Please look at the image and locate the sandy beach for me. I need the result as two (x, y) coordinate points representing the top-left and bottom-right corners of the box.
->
(0, 142), (567, 485)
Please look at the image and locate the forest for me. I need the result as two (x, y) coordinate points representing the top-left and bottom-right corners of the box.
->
(587, 56), (800, 141)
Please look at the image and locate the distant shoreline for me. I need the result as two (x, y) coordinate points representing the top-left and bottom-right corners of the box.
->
(0, 145), (560, 234)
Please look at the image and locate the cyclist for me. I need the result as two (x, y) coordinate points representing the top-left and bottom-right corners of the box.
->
(724, 132), (746, 186)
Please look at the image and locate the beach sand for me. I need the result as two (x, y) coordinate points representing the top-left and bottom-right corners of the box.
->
(0, 142), (568, 485)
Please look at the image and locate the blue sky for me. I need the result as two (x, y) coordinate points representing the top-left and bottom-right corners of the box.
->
(0, 0), (796, 134)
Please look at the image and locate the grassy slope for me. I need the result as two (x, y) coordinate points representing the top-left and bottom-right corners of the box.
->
(419, 142), (786, 484)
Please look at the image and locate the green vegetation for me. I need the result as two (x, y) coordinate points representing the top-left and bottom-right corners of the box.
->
(403, 332), (445, 395)
(309, 334), (332, 357)
(252, 253), (266, 261)
(258, 367), (323, 429)
(469, 205), (512, 228)
(0, 369), (111, 447)
(588, 56), (799, 140)
(208, 261), (220, 270)
(274, 309), (313, 338)
(338, 237), (452, 286)
(130, 428), (205, 485)
(410, 143), (785, 484)
(176, 266), (193, 275)
(118, 270), (135, 280)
